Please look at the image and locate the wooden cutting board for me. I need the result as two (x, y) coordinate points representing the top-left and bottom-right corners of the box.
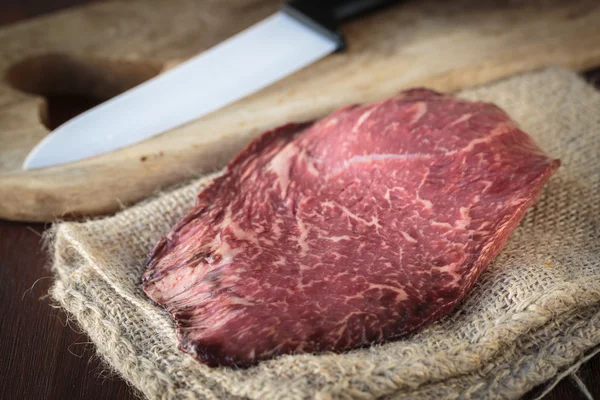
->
(1, 0), (599, 222)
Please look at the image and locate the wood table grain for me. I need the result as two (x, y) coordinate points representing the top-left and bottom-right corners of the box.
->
(0, 1), (598, 399)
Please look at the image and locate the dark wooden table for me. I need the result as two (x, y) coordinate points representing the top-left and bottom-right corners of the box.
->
(0, 1), (598, 399)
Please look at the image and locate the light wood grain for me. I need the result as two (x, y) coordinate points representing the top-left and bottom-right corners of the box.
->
(1, 0), (599, 222)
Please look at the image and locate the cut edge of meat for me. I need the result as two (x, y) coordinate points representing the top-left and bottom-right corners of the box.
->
(143, 122), (313, 284)
(463, 157), (561, 291)
(416, 157), (561, 331)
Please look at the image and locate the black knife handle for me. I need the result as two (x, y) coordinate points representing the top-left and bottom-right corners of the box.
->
(282, 0), (401, 51)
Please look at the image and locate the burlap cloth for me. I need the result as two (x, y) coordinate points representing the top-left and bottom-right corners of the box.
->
(50, 68), (600, 400)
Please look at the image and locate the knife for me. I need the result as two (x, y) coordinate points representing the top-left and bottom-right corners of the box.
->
(23, 0), (401, 170)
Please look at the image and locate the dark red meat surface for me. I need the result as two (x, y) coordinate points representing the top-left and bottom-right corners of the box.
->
(142, 89), (559, 367)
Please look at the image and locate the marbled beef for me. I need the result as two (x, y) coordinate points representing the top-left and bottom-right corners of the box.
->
(142, 89), (559, 367)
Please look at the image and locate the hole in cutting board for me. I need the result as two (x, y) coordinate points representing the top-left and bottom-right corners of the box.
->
(5, 53), (164, 130)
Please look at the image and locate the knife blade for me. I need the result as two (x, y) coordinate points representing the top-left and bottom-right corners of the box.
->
(23, 0), (400, 170)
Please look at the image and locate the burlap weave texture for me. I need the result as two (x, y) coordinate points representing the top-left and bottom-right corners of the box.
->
(50, 68), (600, 399)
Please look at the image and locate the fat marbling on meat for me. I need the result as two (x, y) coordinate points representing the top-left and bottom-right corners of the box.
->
(142, 89), (560, 367)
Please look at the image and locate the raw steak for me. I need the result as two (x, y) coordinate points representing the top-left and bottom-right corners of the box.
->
(142, 89), (559, 367)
